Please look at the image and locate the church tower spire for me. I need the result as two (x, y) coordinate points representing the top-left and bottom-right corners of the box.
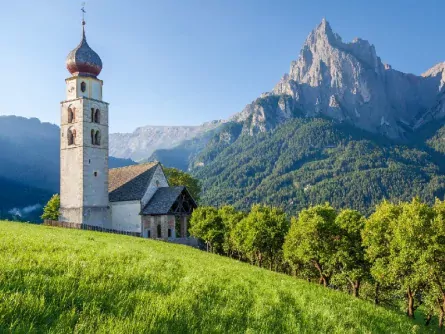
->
(59, 6), (110, 227)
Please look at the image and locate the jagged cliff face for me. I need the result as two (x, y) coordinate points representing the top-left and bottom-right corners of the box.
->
(235, 19), (445, 139)
(110, 121), (223, 161)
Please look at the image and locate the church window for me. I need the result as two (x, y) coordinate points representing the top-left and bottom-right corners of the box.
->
(68, 128), (75, 145)
(157, 224), (162, 238)
(94, 109), (100, 123)
(68, 107), (74, 123)
(147, 230), (151, 238)
(168, 228), (172, 238)
(95, 130), (101, 145)
(81, 81), (86, 92)
(91, 129), (95, 145)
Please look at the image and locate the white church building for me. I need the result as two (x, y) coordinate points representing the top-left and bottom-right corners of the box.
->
(58, 16), (197, 240)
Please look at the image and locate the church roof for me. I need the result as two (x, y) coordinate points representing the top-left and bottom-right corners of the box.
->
(141, 186), (197, 215)
(109, 162), (158, 202)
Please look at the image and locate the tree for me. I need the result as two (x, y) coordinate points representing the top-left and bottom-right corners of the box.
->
(362, 200), (401, 305)
(283, 203), (338, 287)
(189, 207), (224, 253)
(232, 205), (289, 269)
(41, 194), (60, 221)
(423, 199), (445, 328)
(363, 199), (435, 318)
(333, 209), (368, 297)
(218, 206), (246, 258)
(163, 167), (201, 201)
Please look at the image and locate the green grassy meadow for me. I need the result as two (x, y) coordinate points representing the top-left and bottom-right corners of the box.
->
(0, 221), (433, 333)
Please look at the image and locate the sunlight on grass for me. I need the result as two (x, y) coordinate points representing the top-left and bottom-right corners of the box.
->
(0, 221), (431, 333)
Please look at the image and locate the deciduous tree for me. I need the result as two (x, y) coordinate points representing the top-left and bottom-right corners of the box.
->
(41, 194), (60, 221)
(189, 206), (224, 253)
(284, 203), (338, 287)
(333, 209), (368, 297)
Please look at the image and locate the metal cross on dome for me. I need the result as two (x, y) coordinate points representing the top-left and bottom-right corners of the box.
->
(81, 2), (86, 23)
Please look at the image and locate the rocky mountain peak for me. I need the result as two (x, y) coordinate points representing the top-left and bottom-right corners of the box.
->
(248, 20), (445, 139)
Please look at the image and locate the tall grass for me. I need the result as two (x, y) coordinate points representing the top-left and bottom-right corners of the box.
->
(0, 221), (432, 333)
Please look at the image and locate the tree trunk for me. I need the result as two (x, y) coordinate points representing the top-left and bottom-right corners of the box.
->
(257, 253), (262, 268)
(439, 294), (445, 329)
(374, 282), (380, 305)
(352, 280), (360, 298)
(424, 313), (432, 326)
(312, 261), (329, 287)
(407, 287), (415, 318)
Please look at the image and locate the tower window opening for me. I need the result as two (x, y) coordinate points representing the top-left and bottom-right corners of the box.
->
(94, 109), (100, 123)
(68, 107), (75, 123)
(94, 130), (101, 145)
(94, 171), (98, 177)
(81, 81), (86, 92)
(91, 129), (95, 145)
(68, 128), (75, 146)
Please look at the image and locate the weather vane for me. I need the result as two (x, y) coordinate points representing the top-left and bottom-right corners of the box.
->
(81, 2), (86, 24)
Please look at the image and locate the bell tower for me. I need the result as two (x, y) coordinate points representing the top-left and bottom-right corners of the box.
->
(59, 13), (110, 227)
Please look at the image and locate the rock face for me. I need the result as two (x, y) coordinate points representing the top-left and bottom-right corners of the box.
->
(109, 121), (223, 161)
(235, 19), (445, 139)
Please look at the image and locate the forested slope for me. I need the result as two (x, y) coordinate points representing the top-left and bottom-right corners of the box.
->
(193, 118), (445, 215)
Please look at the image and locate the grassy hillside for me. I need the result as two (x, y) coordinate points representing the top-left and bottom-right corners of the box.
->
(0, 221), (432, 333)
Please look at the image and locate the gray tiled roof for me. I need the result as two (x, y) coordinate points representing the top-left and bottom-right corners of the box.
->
(109, 162), (158, 202)
(141, 186), (187, 215)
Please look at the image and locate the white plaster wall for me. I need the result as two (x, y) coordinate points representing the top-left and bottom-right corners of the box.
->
(92, 81), (102, 100)
(64, 77), (103, 101)
(141, 165), (169, 208)
(59, 75), (108, 225)
(60, 99), (84, 211)
(110, 201), (142, 233)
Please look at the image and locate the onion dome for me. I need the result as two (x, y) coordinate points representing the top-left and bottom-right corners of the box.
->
(66, 21), (102, 78)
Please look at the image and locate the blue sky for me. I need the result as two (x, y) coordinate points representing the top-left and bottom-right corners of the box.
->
(1, 0), (444, 133)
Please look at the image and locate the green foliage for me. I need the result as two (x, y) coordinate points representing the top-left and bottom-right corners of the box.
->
(232, 205), (289, 269)
(218, 206), (246, 257)
(333, 209), (369, 297)
(189, 206), (224, 252)
(284, 204), (338, 286)
(0, 221), (430, 333)
(40, 194), (60, 221)
(363, 199), (442, 320)
(193, 118), (445, 215)
(163, 166), (201, 201)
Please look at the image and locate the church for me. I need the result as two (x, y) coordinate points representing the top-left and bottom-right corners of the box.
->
(58, 17), (197, 241)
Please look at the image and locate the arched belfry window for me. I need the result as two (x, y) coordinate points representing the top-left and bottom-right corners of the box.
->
(91, 108), (95, 122)
(68, 107), (75, 123)
(95, 130), (101, 145)
(91, 129), (95, 145)
(81, 81), (86, 93)
(68, 128), (75, 146)
(94, 109), (100, 123)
